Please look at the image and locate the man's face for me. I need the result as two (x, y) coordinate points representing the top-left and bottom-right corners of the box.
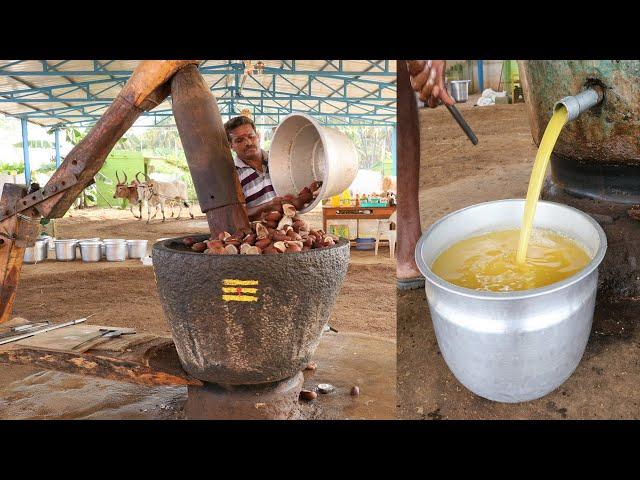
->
(229, 124), (260, 160)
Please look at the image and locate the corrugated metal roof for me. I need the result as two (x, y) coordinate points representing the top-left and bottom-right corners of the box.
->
(0, 60), (396, 128)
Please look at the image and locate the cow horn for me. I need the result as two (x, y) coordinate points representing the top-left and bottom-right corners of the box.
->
(115, 170), (122, 184)
(123, 170), (128, 184)
(135, 171), (145, 183)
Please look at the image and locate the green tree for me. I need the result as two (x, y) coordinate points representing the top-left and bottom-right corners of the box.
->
(342, 126), (393, 173)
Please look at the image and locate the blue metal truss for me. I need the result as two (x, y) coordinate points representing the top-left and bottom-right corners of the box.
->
(1, 60), (396, 183)
(0, 60), (396, 130)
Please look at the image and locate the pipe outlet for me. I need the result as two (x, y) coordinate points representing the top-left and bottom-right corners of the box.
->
(554, 86), (604, 122)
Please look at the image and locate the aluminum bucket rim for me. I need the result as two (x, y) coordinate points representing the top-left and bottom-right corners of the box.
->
(415, 199), (607, 301)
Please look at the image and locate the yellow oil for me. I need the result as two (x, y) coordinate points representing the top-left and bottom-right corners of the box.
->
(431, 229), (591, 292)
(516, 106), (569, 263)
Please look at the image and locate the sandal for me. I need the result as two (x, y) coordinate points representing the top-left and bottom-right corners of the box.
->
(396, 276), (425, 290)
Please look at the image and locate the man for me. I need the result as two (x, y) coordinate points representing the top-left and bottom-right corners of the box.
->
(397, 60), (453, 290)
(224, 115), (283, 220)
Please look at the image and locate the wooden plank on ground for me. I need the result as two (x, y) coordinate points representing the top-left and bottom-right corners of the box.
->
(15, 324), (135, 353)
(0, 326), (201, 387)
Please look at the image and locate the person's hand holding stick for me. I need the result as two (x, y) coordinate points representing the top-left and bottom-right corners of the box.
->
(406, 61), (455, 108)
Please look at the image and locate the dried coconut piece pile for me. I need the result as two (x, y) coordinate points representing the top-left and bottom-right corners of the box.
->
(182, 201), (338, 256)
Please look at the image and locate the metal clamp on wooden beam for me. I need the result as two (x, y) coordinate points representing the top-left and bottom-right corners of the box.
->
(0, 174), (78, 223)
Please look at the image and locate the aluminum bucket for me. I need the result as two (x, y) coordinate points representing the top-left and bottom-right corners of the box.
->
(104, 239), (127, 262)
(76, 237), (100, 257)
(269, 113), (359, 213)
(54, 239), (78, 261)
(449, 80), (470, 103)
(415, 199), (607, 403)
(79, 241), (103, 262)
(23, 238), (48, 264)
(126, 239), (148, 259)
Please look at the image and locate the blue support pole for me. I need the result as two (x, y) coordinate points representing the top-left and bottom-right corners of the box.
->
(21, 118), (31, 185)
(478, 60), (484, 91)
(54, 128), (61, 167)
(391, 125), (397, 176)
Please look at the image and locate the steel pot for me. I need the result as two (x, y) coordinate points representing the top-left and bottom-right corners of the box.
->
(415, 199), (607, 403)
(76, 237), (100, 257)
(103, 239), (124, 259)
(79, 241), (103, 262)
(23, 238), (48, 264)
(104, 239), (127, 262)
(54, 239), (78, 261)
(449, 80), (471, 103)
(126, 239), (148, 259)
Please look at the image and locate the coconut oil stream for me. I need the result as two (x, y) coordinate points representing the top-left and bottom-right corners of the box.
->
(516, 105), (569, 263)
(430, 105), (593, 292)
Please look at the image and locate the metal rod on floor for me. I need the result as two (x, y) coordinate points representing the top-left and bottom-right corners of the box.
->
(0, 317), (88, 346)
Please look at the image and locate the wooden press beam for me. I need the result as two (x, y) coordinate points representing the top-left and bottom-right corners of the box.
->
(171, 64), (250, 235)
(0, 184), (39, 324)
(37, 60), (199, 219)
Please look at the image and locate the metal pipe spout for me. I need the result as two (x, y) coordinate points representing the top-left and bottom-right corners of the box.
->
(554, 86), (604, 122)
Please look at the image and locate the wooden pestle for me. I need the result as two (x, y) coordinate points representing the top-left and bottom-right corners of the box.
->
(171, 65), (250, 235)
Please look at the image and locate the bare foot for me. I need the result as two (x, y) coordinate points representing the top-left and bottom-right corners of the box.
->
(397, 262), (423, 280)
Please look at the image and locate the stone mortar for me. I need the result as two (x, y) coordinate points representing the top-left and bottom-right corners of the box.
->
(152, 235), (350, 385)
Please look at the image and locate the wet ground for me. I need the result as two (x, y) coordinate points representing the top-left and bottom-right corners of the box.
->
(397, 98), (640, 419)
(0, 332), (395, 420)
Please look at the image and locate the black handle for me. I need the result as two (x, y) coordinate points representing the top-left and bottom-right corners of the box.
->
(445, 104), (478, 145)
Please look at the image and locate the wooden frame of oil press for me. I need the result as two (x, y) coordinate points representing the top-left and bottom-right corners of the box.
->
(0, 60), (250, 325)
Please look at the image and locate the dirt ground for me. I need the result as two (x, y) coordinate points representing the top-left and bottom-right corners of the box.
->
(397, 95), (640, 419)
(0, 204), (395, 419)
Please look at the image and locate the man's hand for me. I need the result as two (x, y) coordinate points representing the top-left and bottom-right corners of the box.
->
(406, 60), (455, 108)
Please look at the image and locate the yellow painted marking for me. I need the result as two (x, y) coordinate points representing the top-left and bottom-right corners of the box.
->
(222, 294), (258, 302)
(223, 279), (259, 286)
(222, 287), (258, 294)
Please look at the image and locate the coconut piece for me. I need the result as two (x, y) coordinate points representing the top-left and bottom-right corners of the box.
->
(255, 223), (269, 240)
(277, 215), (293, 231)
(224, 244), (238, 255)
(282, 203), (297, 218)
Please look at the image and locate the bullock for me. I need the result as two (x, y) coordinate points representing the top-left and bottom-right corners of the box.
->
(136, 172), (194, 223)
(113, 170), (143, 220)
